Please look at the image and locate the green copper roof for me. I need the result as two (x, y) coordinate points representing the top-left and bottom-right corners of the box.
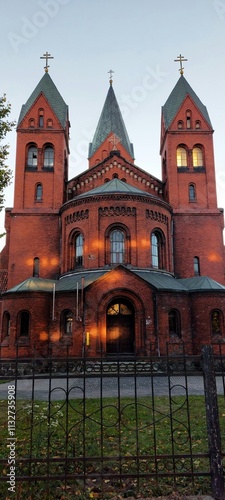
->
(5, 277), (56, 293)
(18, 72), (68, 128)
(76, 178), (156, 198)
(162, 75), (212, 129)
(178, 276), (225, 291)
(88, 85), (134, 159)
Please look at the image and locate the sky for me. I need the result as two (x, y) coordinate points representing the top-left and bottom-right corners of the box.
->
(1, 0), (225, 248)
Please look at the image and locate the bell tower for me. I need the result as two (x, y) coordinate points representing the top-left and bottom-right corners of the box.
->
(7, 55), (70, 288)
(160, 56), (224, 282)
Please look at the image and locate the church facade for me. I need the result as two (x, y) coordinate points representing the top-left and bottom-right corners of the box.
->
(0, 66), (225, 358)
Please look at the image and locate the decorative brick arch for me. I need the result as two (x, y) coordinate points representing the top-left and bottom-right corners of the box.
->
(97, 288), (145, 355)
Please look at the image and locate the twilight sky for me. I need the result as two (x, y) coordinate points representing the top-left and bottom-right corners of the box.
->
(1, 0), (225, 247)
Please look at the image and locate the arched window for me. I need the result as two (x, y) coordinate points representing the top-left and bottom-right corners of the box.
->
(47, 119), (53, 128)
(177, 146), (187, 167)
(189, 183), (196, 202)
(33, 257), (39, 277)
(110, 229), (125, 264)
(2, 312), (10, 340)
(61, 310), (73, 335)
(210, 309), (223, 336)
(38, 109), (44, 127)
(195, 120), (201, 129)
(18, 311), (30, 337)
(35, 183), (43, 201)
(186, 110), (192, 129)
(75, 233), (83, 268)
(44, 146), (54, 167)
(169, 309), (181, 338)
(29, 118), (35, 128)
(193, 147), (203, 167)
(27, 145), (38, 167)
(194, 256), (200, 276)
(151, 231), (163, 269)
(177, 120), (183, 129)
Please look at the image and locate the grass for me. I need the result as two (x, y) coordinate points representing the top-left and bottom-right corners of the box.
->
(0, 394), (224, 499)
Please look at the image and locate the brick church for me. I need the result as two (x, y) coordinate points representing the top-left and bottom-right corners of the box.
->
(0, 58), (225, 358)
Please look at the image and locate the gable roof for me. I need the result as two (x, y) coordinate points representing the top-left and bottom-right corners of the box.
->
(18, 72), (68, 128)
(162, 75), (212, 129)
(88, 84), (134, 159)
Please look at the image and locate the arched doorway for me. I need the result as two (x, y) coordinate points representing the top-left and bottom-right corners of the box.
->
(106, 299), (135, 354)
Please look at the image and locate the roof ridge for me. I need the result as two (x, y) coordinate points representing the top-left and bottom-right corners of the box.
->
(18, 72), (68, 128)
(162, 75), (212, 129)
(89, 85), (134, 159)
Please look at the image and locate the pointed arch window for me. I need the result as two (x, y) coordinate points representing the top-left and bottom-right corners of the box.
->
(44, 146), (54, 167)
(177, 146), (187, 167)
(193, 146), (203, 167)
(151, 231), (164, 269)
(75, 233), (83, 268)
(27, 145), (38, 167)
(189, 183), (196, 202)
(110, 229), (125, 264)
(169, 309), (181, 338)
(211, 309), (223, 336)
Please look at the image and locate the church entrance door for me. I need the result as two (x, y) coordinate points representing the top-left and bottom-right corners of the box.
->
(106, 299), (135, 354)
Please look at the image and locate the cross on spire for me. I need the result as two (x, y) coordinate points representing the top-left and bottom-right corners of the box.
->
(40, 51), (54, 73)
(174, 54), (188, 75)
(108, 69), (114, 85)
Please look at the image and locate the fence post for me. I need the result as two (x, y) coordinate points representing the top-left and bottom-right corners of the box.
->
(202, 345), (224, 500)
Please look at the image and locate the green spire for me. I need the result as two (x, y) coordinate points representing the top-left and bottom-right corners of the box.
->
(88, 85), (134, 159)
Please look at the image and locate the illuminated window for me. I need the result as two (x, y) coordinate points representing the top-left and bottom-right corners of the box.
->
(75, 234), (83, 268)
(151, 231), (163, 269)
(169, 309), (181, 338)
(110, 230), (124, 264)
(193, 147), (203, 167)
(177, 147), (187, 167)
(211, 309), (223, 335)
(44, 146), (54, 167)
(27, 145), (38, 167)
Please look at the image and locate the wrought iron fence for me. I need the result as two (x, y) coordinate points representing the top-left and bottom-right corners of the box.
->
(0, 343), (225, 499)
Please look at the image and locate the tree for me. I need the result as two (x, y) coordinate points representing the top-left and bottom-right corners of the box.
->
(0, 94), (16, 211)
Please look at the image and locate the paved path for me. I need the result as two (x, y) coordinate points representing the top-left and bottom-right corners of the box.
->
(0, 374), (224, 400)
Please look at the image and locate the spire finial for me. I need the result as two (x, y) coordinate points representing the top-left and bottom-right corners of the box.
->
(108, 69), (114, 85)
(174, 54), (188, 75)
(40, 51), (54, 73)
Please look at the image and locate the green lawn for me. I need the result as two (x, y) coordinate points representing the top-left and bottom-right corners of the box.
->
(0, 394), (224, 499)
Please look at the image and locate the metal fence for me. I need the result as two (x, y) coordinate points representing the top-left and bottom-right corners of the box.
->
(0, 344), (225, 499)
